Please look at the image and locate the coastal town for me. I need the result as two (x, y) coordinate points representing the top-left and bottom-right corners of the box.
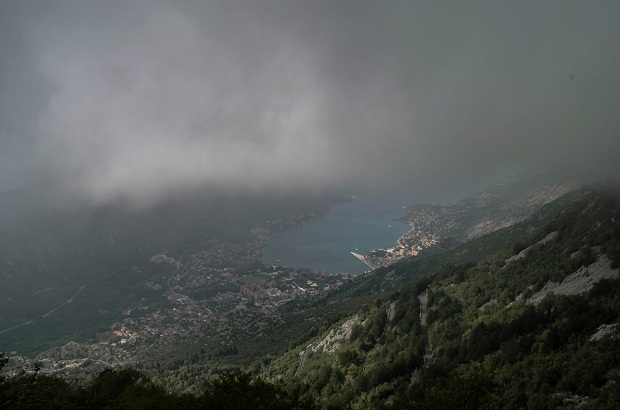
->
(96, 205), (352, 349)
(99, 190), (528, 348)
(104, 265), (352, 348)
(350, 203), (458, 270)
(347, 181), (575, 270)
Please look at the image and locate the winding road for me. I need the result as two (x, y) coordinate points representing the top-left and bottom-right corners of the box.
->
(419, 290), (432, 367)
(0, 283), (90, 335)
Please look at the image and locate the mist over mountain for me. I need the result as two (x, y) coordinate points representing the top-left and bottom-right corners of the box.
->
(2, 3), (620, 407)
(1, 1), (619, 207)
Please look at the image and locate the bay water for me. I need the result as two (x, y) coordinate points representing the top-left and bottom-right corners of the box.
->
(261, 194), (416, 275)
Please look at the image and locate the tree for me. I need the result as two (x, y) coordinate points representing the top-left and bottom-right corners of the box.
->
(0, 352), (8, 373)
(0, 372), (76, 409)
(202, 371), (316, 410)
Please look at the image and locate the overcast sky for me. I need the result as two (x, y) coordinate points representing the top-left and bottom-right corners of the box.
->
(1, 1), (619, 206)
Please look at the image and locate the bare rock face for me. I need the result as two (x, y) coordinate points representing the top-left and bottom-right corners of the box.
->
(309, 316), (361, 355)
(589, 324), (618, 342)
(528, 252), (619, 305)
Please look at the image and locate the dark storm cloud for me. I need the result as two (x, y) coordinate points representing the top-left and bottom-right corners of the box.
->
(1, 0), (619, 204)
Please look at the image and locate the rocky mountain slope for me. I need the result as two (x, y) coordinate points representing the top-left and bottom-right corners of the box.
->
(255, 188), (620, 408)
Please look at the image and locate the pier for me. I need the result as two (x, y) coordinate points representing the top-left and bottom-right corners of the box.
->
(351, 252), (380, 270)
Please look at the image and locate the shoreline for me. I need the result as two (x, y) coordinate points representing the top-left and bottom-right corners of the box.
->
(262, 195), (413, 274)
(350, 251), (380, 270)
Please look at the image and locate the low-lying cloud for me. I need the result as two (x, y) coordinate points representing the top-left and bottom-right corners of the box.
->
(1, 1), (619, 206)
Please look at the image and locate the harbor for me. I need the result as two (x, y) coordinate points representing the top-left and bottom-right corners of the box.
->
(262, 194), (415, 274)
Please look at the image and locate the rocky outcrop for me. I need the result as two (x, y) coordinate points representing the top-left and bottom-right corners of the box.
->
(528, 253), (619, 305)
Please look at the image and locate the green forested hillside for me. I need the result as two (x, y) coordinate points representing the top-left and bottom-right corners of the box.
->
(0, 361), (316, 409)
(255, 189), (620, 409)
